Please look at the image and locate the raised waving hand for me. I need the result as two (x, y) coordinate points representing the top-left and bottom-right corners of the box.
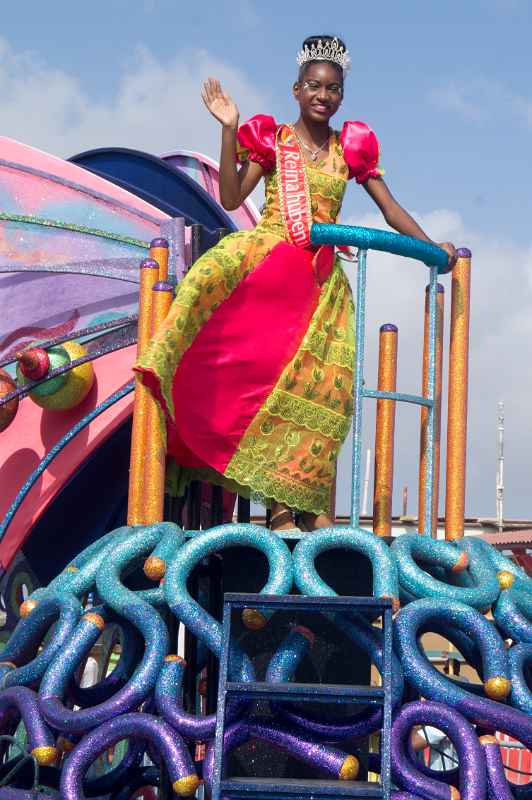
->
(201, 77), (239, 130)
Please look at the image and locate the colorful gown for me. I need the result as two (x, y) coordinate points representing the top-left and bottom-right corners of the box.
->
(134, 115), (383, 515)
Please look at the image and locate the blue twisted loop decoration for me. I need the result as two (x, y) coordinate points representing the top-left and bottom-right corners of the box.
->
(0, 594), (82, 689)
(391, 534), (499, 610)
(508, 643), (532, 714)
(202, 719), (360, 794)
(394, 598), (532, 748)
(164, 524), (293, 652)
(457, 537), (532, 596)
(292, 527), (399, 609)
(39, 523), (182, 733)
(391, 701), (486, 800)
(493, 586), (532, 643)
(270, 612), (404, 740)
(160, 524), (293, 738)
(69, 618), (143, 708)
(59, 712), (198, 799)
(480, 735), (530, 800)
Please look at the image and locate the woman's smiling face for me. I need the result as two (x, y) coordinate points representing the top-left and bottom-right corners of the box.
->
(293, 61), (343, 124)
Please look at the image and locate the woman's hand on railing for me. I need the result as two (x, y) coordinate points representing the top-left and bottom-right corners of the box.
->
(437, 241), (457, 270)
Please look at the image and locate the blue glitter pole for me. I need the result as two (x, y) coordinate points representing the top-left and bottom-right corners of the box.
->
(351, 249), (367, 527)
(424, 265), (438, 536)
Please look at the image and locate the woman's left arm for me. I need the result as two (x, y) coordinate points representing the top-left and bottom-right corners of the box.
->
(363, 176), (457, 266)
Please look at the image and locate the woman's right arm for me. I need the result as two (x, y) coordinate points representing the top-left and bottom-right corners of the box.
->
(202, 78), (264, 211)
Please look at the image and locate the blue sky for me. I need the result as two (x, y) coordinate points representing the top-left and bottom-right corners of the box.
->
(2, 0), (532, 518)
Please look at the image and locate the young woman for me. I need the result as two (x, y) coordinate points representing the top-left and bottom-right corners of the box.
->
(135, 35), (456, 533)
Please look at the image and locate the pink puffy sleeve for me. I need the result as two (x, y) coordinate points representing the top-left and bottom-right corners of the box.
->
(236, 114), (277, 172)
(340, 121), (384, 184)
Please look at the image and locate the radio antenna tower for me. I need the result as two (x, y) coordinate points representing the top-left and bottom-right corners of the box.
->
(496, 401), (504, 534)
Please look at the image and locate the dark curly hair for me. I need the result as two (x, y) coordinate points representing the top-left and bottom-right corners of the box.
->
(297, 35), (347, 82)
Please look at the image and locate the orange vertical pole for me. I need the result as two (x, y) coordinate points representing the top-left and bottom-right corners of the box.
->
(142, 281), (174, 524)
(373, 324), (398, 536)
(149, 238), (169, 282)
(127, 258), (160, 525)
(419, 284), (444, 536)
(445, 249), (472, 540)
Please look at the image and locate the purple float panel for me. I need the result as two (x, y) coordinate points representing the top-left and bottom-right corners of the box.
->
(0, 136), (169, 362)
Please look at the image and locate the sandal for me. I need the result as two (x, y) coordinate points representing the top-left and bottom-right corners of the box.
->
(270, 509), (301, 533)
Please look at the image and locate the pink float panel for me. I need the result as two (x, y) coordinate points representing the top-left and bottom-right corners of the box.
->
(0, 345), (136, 571)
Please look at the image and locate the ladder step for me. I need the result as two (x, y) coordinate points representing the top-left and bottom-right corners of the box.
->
(220, 777), (383, 799)
(225, 681), (384, 703)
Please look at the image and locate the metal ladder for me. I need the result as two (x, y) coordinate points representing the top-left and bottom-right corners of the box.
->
(212, 593), (393, 800)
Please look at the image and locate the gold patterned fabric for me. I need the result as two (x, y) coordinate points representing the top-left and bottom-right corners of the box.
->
(136, 131), (355, 515)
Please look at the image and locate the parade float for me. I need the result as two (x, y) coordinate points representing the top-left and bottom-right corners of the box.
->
(0, 134), (530, 799)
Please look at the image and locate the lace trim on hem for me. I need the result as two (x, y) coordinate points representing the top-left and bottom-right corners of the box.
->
(225, 457), (332, 516)
(166, 462), (331, 516)
(265, 389), (351, 441)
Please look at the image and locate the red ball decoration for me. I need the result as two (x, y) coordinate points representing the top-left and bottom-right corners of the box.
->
(0, 368), (19, 432)
(16, 347), (50, 381)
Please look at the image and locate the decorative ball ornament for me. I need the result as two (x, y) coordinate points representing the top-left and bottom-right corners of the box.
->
(242, 607), (268, 631)
(17, 341), (94, 411)
(339, 755), (359, 780)
(497, 571), (515, 590)
(0, 368), (19, 432)
(16, 348), (50, 381)
(31, 745), (59, 767)
(173, 775), (201, 797)
(144, 555), (167, 581)
(19, 599), (38, 618)
(484, 675), (512, 700)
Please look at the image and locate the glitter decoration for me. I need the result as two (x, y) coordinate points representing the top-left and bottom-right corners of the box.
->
(445, 251), (471, 539)
(391, 533), (499, 609)
(59, 712), (198, 800)
(39, 524), (181, 734)
(493, 586), (532, 643)
(374, 324), (398, 536)
(394, 597), (532, 748)
(0, 211), (150, 249)
(127, 259), (160, 526)
(141, 281), (174, 524)
(0, 686), (57, 762)
(292, 526), (399, 602)
(311, 222), (451, 271)
(391, 700), (486, 800)
(482, 736), (517, 800)
(419, 284), (444, 536)
(508, 643), (532, 714)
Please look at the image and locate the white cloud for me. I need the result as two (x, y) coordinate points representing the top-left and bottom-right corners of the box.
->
(0, 37), (269, 159)
(428, 78), (532, 130)
(335, 209), (532, 520)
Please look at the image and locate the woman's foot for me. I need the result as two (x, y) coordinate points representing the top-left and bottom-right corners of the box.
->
(270, 503), (300, 532)
(299, 512), (334, 532)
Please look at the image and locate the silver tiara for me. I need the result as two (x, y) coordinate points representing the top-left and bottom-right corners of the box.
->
(296, 37), (351, 75)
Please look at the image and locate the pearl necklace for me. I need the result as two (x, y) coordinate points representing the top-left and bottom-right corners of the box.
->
(292, 127), (330, 161)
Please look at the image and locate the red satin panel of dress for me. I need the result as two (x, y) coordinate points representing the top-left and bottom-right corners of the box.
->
(170, 241), (321, 473)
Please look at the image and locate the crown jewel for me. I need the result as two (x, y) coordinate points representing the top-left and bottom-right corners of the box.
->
(296, 37), (351, 75)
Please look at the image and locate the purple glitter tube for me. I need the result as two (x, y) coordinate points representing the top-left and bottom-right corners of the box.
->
(60, 712), (199, 799)
(391, 701), (486, 800)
